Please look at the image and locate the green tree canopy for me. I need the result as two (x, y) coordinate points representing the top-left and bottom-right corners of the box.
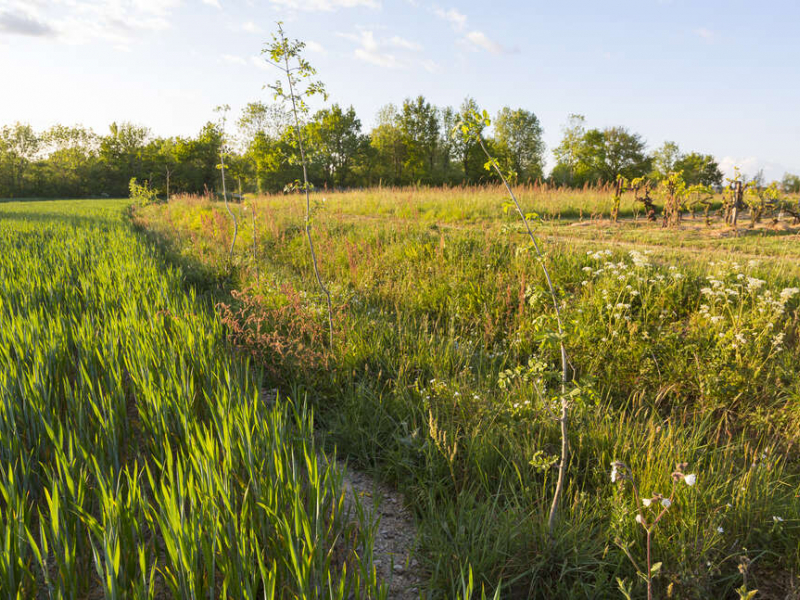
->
(494, 107), (545, 182)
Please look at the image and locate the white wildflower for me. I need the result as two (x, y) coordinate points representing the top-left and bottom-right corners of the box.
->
(661, 498), (671, 508)
(684, 473), (697, 486)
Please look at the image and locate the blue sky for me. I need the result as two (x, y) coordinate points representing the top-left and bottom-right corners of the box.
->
(1, 0), (798, 180)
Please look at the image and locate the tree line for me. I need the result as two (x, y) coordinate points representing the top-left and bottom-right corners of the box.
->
(1, 97), (797, 199)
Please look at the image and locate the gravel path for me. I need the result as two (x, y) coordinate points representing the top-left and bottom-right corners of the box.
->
(338, 459), (423, 599)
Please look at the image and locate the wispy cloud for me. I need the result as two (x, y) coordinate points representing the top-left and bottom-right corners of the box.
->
(202, 0), (222, 9)
(389, 35), (421, 51)
(432, 6), (509, 54)
(250, 55), (272, 70)
(221, 53), (247, 65)
(718, 156), (789, 182)
(0, 10), (56, 37)
(420, 59), (439, 73)
(338, 29), (421, 68)
(694, 27), (715, 42)
(305, 40), (326, 54)
(267, 0), (379, 11)
(433, 7), (466, 32)
(242, 20), (262, 33)
(464, 30), (504, 54)
(0, 0), (186, 47)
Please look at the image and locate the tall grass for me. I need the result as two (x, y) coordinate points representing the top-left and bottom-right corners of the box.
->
(136, 189), (800, 598)
(0, 199), (385, 599)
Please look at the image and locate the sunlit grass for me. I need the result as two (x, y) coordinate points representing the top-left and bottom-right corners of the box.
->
(135, 186), (800, 598)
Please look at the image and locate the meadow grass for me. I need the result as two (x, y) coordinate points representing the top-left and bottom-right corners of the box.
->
(135, 187), (800, 599)
(0, 199), (386, 599)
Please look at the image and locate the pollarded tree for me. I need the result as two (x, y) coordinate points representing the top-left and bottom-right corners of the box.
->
(494, 107), (545, 183)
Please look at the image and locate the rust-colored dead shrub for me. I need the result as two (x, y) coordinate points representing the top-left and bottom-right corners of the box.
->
(218, 285), (345, 381)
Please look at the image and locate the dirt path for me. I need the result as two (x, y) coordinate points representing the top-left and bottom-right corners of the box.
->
(261, 388), (423, 598)
(338, 459), (423, 599)
(333, 211), (800, 265)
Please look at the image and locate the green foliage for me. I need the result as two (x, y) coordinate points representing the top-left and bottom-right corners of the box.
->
(674, 151), (723, 187)
(781, 172), (800, 193)
(0, 199), (384, 598)
(139, 190), (800, 598)
(128, 177), (159, 206)
(494, 107), (546, 183)
(552, 117), (651, 185)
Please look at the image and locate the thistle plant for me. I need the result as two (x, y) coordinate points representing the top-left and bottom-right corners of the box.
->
(454, 107), (571, 536)
(611, 460), (697, 600)
(263, 23), (334, 347)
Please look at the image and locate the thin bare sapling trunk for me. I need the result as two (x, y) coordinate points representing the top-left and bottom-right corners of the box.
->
(266, 23), (334, 348)
(215, 105), (238, 263)
(477, 136), (569, 535)
(459, 110), (570, 536)
(251, 197), (259, 286)
(219, 150), (237, 262)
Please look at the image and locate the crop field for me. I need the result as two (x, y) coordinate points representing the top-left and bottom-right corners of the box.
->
(0, 200), (386, 599)
(130, 187), (800, 599)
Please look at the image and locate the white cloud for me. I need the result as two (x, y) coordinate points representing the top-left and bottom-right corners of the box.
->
(694, 27), (715, 42)
(0, 0), (185, 46)
(0, 10), (56, 37)
(434, 7), (466, 31)
(338, 29), (420, 68)
(718, 156), (790, 183)
(202, 0), (222, 7)
(355, 47), (400, 68)
(222, 53), (247, 65)
(267, 0), (379, 11)
(464, 30), (503, 54)
(305, 40), (325, 54)
(420, 59), (439, 73)
(250, 55), (271, 70)
(242, 20), (262, 33)
(389, 35), (421, 51)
